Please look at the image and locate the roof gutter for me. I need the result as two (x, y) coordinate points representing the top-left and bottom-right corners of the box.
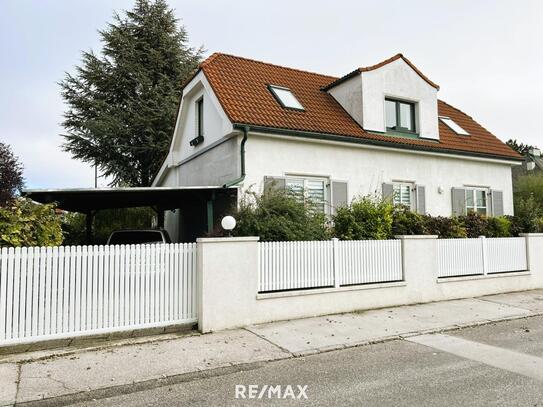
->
(222, 125), (249, 188)
(233, 123), (523, 164)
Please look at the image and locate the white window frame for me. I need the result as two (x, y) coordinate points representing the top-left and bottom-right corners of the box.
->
(285, 175), (329, 215)
(392, 182), (415, 209)
(439, 116), (469, 136)
(268, 85), (305, 111)
(465, 187), (489, 215)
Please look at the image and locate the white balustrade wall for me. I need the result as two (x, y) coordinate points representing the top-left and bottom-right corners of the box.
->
(437, 237), (527, 278)
(258, 239), (403, 292)
(0, 243), (197, 345)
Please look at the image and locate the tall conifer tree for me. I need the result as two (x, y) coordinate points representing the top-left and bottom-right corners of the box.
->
(61, 0), (202, 186)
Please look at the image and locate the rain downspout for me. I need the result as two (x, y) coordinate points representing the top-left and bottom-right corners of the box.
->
(223, 125), (249, 188)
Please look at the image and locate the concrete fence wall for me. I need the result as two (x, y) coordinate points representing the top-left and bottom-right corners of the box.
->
(197, 234), (543, 333)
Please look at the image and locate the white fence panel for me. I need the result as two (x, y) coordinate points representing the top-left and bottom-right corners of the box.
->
(437, 238), (484, 277)
(259, 241), (334, 292)
(259, 239), (403, 292)
(487, 237), (528, 273)
(337, 240), (402, 285)
(0, 243), (197, 345)
(437, 237), (528, 278)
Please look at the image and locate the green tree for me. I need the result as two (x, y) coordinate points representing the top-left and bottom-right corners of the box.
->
(506, 139), (538, 155)
(0, 199), (63, 247)
(61, 0), (202, 186)
(0, 142), (24, 206)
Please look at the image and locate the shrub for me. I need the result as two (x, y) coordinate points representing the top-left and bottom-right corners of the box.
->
(232, 189), (330, 242)
(392, 205), (427, 236)
(0, 198), (63, 247)
(333, 196), (393, 240)
(424, 215), (467, 238)
(486, 216), (512, 237)
(513, 196), (543, 233)
(458, 212), (489, 238)
(504, 215), (525, 237)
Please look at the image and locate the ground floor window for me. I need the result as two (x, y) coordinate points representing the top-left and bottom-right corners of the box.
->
(286, 176), (327, 214)
(392, 182), (413, 208)
(465, 188), (488, 215)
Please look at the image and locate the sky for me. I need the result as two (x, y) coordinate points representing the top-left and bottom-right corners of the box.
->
(1, 0), (542, 189)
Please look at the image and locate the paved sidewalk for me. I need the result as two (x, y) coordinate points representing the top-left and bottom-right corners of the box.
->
(1, 289), (543, 406)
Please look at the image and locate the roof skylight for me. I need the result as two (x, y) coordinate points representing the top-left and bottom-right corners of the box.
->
(439, 117), (470, 136)
(268, 85), (304, 110)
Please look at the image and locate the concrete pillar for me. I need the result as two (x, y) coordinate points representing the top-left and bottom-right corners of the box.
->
(196, 236), (259, 333)
(520, 233), (543, 286)
(395, 235), (439, 303)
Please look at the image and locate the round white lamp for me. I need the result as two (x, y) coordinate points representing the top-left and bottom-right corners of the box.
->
(221, 215), (236, 237)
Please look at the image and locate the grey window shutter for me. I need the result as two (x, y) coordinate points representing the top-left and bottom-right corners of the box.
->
(382, 183), (394, 202)
(415, 185), (426, 214)
(331, 181), (348, 214)
(264, 176), (286, 192)
(491, 190), (504, 216)
(451, 188), (466, 216)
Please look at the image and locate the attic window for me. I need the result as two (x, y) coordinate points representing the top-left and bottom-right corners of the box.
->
(440, 117), (469, 135)
(268, 85), (304, 110)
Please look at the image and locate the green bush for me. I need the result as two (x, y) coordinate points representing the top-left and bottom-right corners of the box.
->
(333, 196), (393, 240)
(504, 215), (525, 237)
(424, 216), (467, 238)
(392, 205), (427, 236)
(458, 212), (489, 238)
(0, 198), (63, 247)
(232, 189), (330, 242)
(486, 216), (512, 237)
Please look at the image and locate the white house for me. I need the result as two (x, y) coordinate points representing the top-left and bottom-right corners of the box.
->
(153, 53), (522, 242)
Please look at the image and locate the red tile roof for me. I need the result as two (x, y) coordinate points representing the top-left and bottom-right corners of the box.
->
(199, 53), (521, 161)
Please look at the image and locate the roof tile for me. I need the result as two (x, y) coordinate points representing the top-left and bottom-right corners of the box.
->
(199, 53), (520, 160)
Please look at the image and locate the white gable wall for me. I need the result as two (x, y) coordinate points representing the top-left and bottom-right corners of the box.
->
(361, 58), (439, 139)
(170, 74), (233, 163)
(154, 72), (235, 187)
(328, 58), (439, 140)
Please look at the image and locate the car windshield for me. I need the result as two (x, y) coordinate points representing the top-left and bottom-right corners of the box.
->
(108, 231), (164, 245)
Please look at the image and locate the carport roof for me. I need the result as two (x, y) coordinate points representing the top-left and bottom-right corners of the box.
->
(23, 186), (236, 213)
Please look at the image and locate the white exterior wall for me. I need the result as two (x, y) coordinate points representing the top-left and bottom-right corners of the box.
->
(242, 134), (515, 216)
(327, 75), (364, 126)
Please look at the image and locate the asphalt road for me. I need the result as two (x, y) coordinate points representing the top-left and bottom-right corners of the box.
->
(71, 316), (543, 407)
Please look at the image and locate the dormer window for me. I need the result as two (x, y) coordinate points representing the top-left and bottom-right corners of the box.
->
(268, 85), (304, 110)
(439, 116), (469, 136)
(385, 98), (416, 133)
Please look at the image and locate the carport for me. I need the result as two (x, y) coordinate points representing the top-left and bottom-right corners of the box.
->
(23, 186), (237, 243)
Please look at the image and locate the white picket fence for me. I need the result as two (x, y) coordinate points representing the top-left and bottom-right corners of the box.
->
(258, 239), (403, 292)
(437, 237), (528, 278)
(0, 243), (197, 345)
